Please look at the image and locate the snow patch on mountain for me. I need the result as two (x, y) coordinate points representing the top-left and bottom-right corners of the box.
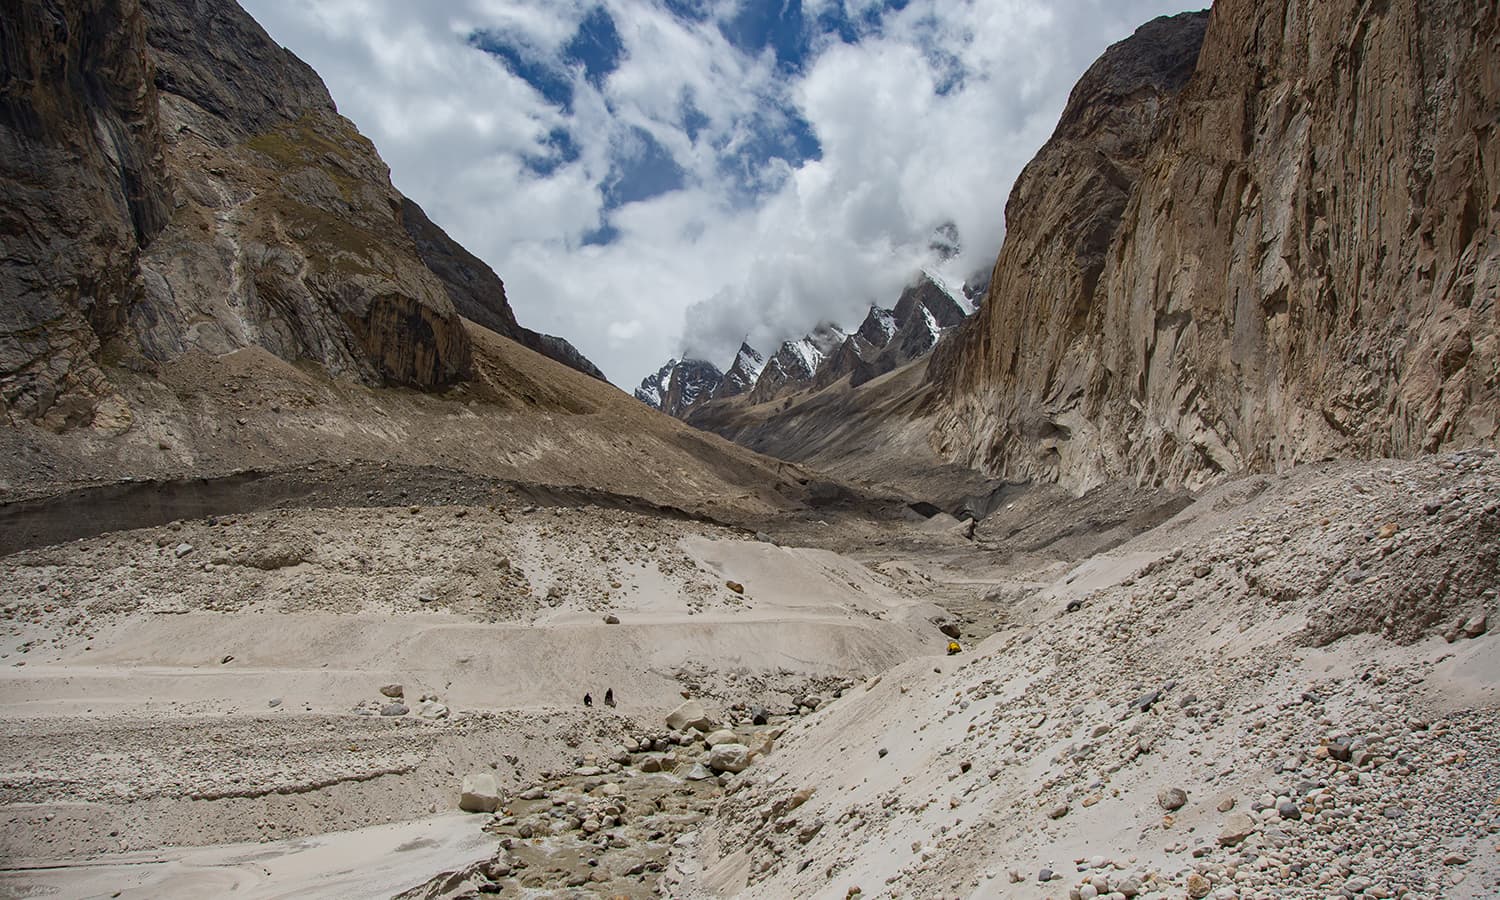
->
(922, 265), (975, 317)
(633, 359), (677, 409)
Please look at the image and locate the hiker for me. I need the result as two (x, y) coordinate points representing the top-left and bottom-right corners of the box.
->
(947, 640), (961, 656)
(604, 688), (615, 707)
(583, 692), (593, 707)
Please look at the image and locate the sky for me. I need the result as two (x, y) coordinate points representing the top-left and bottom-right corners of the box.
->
(240, 0), (1204, 387)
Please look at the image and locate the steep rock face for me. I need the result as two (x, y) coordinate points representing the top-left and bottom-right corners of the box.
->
(0, 0), (171, 430)
(1, 0), (476, 432)
(634, 359), (676, 409)
(856, 307), (898, 348)
(894, 273), (967, 330)
(928, 10), (1207, 486)
(663, 359), (724, 417)
(813, 333), (879, 390)
(398, 198), (605, 381)
(933, 2), (1499, 491)
(712, 343), (765, 400)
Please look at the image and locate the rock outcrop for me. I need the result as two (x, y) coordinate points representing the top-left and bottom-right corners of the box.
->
(931, 3), (1499, 490)
(634, 357), (723, 415)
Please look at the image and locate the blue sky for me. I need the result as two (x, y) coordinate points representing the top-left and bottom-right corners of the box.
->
(241, 0), (1203, 385)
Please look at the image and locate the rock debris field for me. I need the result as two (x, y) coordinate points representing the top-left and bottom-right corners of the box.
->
(0, 453), (1496, 898)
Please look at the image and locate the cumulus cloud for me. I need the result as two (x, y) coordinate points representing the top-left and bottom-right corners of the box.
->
(240, 0), (1203, 385)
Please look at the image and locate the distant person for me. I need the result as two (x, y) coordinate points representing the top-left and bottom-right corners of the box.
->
(583, 692), (593, 707)
(604, 688), (615, 707)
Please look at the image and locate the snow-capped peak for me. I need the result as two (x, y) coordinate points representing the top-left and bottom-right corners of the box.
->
(633, 358), (677, 409)
(732, 343), (765, 381)
(922, 265), (975, 316)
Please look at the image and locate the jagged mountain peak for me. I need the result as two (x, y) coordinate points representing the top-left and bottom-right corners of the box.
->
(713, 342), (766, 401)
(634, 358), (678, 409)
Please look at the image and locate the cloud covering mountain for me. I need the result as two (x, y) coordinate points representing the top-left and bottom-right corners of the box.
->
(242, 0), (1201, 384)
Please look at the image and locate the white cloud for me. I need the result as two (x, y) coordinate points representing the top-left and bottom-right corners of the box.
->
(240, 0), (1204, 386)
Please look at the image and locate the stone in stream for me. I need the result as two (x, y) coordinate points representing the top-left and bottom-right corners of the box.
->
(666, 699), (714, 732)
(704, 729), (738, 747)
(708, 743), (752, 773)
(460, 773), (502, 813)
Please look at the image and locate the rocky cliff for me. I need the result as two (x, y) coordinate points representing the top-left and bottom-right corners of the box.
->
(931, 2), (1499, 490)
(634, 359), (677, 409)
(662, 359), (724, 417)
(1, 0), (602, 434)
(1, 0), (173, 431)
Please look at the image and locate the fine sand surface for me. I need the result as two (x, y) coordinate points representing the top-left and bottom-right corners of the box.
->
(1, 814), (493, 900)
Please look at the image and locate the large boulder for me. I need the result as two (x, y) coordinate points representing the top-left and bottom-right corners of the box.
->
(707, 743), (752, 774)
(703, 729), (738, 747)
(459, 773), (501, 813)
(666, 699), (714, 732)
(745, 732), (776, 758)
